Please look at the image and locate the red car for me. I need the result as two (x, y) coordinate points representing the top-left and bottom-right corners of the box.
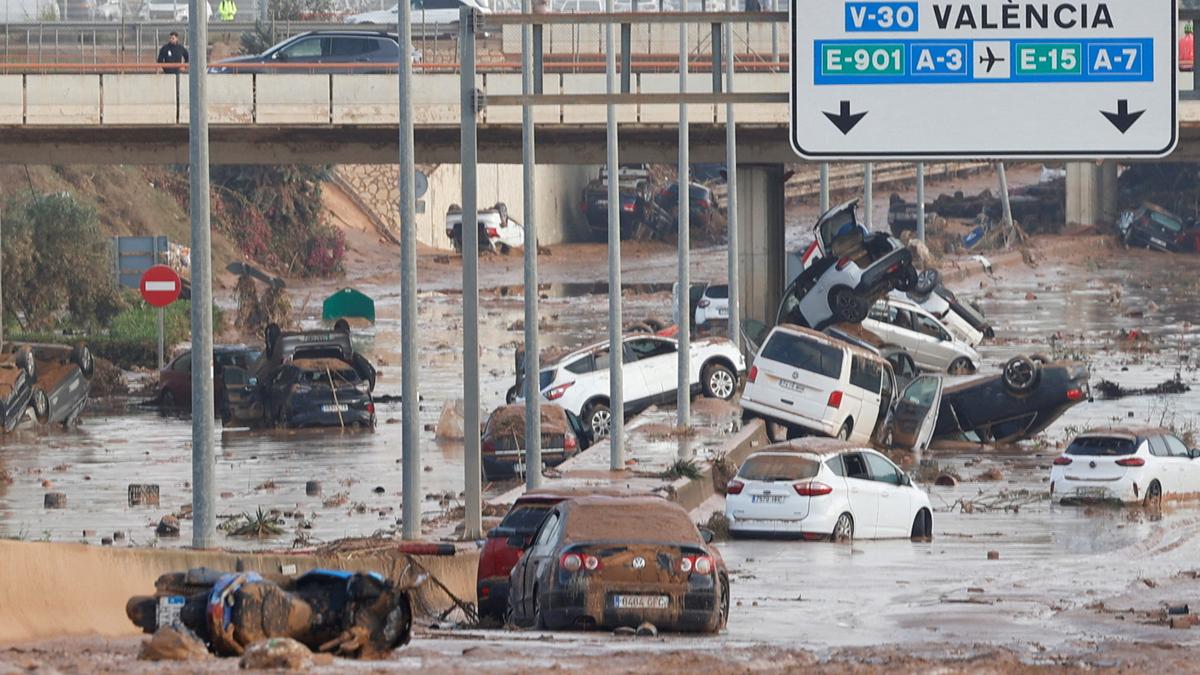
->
(477, 488), (634, 621)
(158, 345), (262, 412)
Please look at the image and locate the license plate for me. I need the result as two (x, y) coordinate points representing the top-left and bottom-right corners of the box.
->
(613, 595), (669, 609)
(1075, 487), (1107, 498)
(156, 595), (185, 629)
(322, 404), (349, 413)
(779, 379), (805, 392)
(1151, 237), (1168, 248)
(717, 308), (729, 317)
(513, 462), (526, 475)
(752, 494), (786, 504)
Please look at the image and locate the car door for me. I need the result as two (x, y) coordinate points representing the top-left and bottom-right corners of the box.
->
(863, 452), (912, 537)
(839, 452), (881, 538)
(274, 35), (328, 71)
(1162, 434), (1197, 493)
(911, 312), (955, 371)
(888, 375), (943, 453)
(163, 351), (191, 402)
(624, 337), (677, 404)
(514, 510), (562, 619)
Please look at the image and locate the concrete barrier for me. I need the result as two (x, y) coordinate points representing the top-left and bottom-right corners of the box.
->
(671, 419), (767, 512)
(483, 72), (560, 125)
(102, 74), (177, 125)
(717, 72), (789, 124)
(561, 72), (636, 124)
(25, 75), (100, 125)
(639, 72), (716, 124)
(413, 73), (469, 125)
(0, 539), (479, 645)
(257, 74), (330, 124)
(332, 74), (398, 124)
(0, 76), (22, 124)
(180, 74), (254, 123)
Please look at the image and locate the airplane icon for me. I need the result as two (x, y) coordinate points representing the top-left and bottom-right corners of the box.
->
(978, 46), (1006, 73)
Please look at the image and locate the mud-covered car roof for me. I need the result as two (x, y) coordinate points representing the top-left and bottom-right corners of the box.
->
(560, 495), (702, 544)
(514, 486), (646, 505)
(772, 323), (886, 364)
(488, 403), (568, 426)
(752, 438), (868, 457)
(1076, 426), (1170, 440)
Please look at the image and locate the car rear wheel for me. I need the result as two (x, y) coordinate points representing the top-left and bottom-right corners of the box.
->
(71, 344), (94, 378)
(505, 385), (519, 405)
(913, 269), (940, 296)
(161, 388), (176, 408)
(717, 574), (730, 631)
(831, 513), (854, 543)
(702, 363), (737, 400)
(32, 389), (49, 425)
(1144, 480), (1163, 510)
(948, 357), (975, 376)
(583, 401), (611, 439)
(835, 421), (851, 441)
(532, 587), (546, 630)
(829, 286), (869, 323)
(16, 350), (35, 380)
(1002, 356), (1040, 393)
(910, 509), (933, 540)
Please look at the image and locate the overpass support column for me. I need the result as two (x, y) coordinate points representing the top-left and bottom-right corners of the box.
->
(1066, 161), (1118, 227)
(736, 164), (786, 332)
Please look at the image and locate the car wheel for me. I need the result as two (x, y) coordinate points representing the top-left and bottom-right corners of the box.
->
(16, 350), (35, 380)
(702, 363), (737, 401)
(584, 401), (611, 439)
(910, 509), (933, 540)
(835, 421), (851, 441)
(831, 512), (854, 543)
(1144, 480), (1163, 510)
(914, 269), (940, 295)
(161, 388), (176, 408)
(532, 587), (546, 630)
(32, 389), (50, 425)
(717, 574), (730, 631)
(1002, 356), (1040, 393)
(498, 243), (512, 255)
(948, 357), (975, 376)
(505, 385), (519, 405)
(829, 286), (869, 323)
(71, 344), (95, 378)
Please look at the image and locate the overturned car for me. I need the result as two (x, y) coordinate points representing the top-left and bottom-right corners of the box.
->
(5, 343), (94, 429)
(222, 325), (377, 430)
(0, 347), (36, 432)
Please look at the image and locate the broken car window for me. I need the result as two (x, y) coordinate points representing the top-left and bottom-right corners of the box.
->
(842, 453), (870, 480)
(760, 332), (844, 380)
(1065, 436), (1137, 456)
(499, 504), (553, 535)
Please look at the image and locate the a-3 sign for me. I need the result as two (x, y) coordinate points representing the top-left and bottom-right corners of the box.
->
(791, 0), (1178, 159)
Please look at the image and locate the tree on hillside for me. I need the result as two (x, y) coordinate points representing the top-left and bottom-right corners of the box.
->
(1, 193), (125, 330)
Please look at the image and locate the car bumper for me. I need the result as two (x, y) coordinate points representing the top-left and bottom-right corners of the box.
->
(477, 578), (510, 620)
(482, 451), (570, 481)
(542, 587), (720, 633)
(1052, 475), (1140, 504)
(283, 407), (375, 429)
(726, 511), (839, 539)
(740, 397), (839, 437)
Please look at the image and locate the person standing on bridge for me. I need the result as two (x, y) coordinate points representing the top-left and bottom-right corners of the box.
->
(156, 32), (189, 74)
(218, 0), (237, 21)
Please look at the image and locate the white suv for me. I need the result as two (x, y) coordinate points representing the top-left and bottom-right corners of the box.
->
(445, 203), (526, 254)
(533, 334), (745, 438)
(740, 325), (943, 453)
(864, 295), (980, 375)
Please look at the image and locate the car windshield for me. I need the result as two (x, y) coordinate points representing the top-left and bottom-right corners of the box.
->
(499, 504), (553, 534)
(1066, 436), (1137, 456)
(1149, 211), (1184, 234)
(760, 332), (843, 379)
(739, 454), (819, 482)
(706, 284), (729, 299)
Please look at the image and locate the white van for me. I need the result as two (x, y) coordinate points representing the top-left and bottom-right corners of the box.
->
(741, 325), (895, 444)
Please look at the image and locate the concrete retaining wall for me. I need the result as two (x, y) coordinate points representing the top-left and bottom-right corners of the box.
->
(0, 76), (23, 124)
(0, 539), (478, 644)
(336, 161), (599, 249)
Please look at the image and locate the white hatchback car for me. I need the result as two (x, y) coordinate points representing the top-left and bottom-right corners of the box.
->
(445, 203), (525, 254)
(725, 438), (933, 540)
(695, 283), (729, 327)
(533, 334), (746, 438)
(864, 295), (981, 375)
(1050, 427), (1200, 506)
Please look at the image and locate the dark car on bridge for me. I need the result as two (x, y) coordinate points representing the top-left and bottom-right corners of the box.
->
(6, 343), (95, 429)
(208, 30), (408, 74)
(507, 495), (729, 633)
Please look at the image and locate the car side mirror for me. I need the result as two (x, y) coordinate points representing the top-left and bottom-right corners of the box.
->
(274, 52), (286, 61)
(901, 473), (913, 487)
(699, 527), (715, 544)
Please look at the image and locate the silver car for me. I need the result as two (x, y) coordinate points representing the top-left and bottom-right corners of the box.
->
(862, 296), (980, 375)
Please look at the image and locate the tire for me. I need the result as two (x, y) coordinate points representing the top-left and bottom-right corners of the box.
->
(532, 587), (546, 630)
(1002, 356), (1040, 393)
(716, 574), (731, 631)
(1029, 353), (1052, 365)
(1144, 480), (1163, 509)
(505, 385), (519, 405)
(583, 401), (612, 439)
(643, 317), (667, 331)
(835, 421), (851, 441)
(32, 389), (50, 425)
(160, 388), (176, 408)
(498, 243), (512, 255)
(910, 509), (933, 540)
(948, 357), (975, 376)
(702, 362), (737, 401)
(16, 350), (35, 380)
(831, 512), (854, 543)
(829, 286), (869, 323)
(71, 344), (95, 379)
(914, 269), (940, 296)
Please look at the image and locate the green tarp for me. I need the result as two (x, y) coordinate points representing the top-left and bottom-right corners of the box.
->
(322, 287), (376, 324)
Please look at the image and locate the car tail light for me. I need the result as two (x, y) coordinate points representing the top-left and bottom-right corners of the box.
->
(1066, 388), (1085, 401)
(679, 556), (693, 573)
(726, 479), (744, 495)
(1052, 456), (1072, 466)
(793, 481), (833, 496)
(481, 438), (496, 455)
(836, 256), (852, 270)
(886, 263), (901, 274)
(698, 298), (710, 308)
(827, 391), (842, 408)
(545, 382), (574, 400)
(486, 227), (499, 238)
(622, 201), (635, 212)
(560, 552), (600, 573)
(747, 366), (758, 383)
(678, 555), (714, 575)
(1116, 457), (1146, 467)
(565, 434), (577, 450)
(479, 585), (490, 599)
(367, 403), (375, 415)
(699, 199), (710, 209)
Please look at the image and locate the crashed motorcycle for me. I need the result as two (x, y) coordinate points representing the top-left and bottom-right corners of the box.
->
(126, 568), (418, 659)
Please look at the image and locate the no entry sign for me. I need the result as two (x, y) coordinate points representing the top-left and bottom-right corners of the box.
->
(139, 264), (182, 308)
(790, 0), (1178, 159)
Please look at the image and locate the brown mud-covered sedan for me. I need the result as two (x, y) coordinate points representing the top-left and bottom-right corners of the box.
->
(507, 495), (729, 633)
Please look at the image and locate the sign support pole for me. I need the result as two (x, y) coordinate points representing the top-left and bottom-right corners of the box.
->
(916, 162), (926, 242)
(605, 0), (624, 471)
(398, 0), (421, 541)
(157, 308), (164, 369)
(521, 0), (542, 490)
(676, 21), (690, 431)
(460, 6), (482, 541)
